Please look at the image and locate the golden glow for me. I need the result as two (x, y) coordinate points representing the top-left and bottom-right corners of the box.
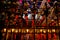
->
(52, 29), (55, 32)
(15, 29), (18, 33)
(51, 19), (54, 21)
(48, 29), (51, 33)
(4, 28), (6, 32)
(19, 29), (21, 32)
(12, 29), (15, 32)
(59, 23), (60, 24)
(35, 29), (37, 32)
(48, 29), (49, 32)
(43, 30), (46, 33)
(7, 29), (11, 32)
(35, 29), (39, 33)
(26, 29), (29, 32)
(40, 29), (42, 32)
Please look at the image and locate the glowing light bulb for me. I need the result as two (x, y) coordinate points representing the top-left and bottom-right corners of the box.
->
(8, 29), (11, 32)
(4, 28), (6, 32)
(15, 30), (18, 33)
(52, 29), (55, 32)
(12, 29), (15, 32)
(48, 29), (49, 32)
(40, 29), (42, 32)
(43, 30), (46, 33)
(27, 29), (29, 32)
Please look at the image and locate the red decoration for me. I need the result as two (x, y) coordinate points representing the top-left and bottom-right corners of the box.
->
(48, 0), (50, 2)
(32, 19), (34, 27)
(15, 15), (19, 19)
(25, 16), (28, 25)
(48, 33), (51, 39)
(53, 33), (57, 39)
